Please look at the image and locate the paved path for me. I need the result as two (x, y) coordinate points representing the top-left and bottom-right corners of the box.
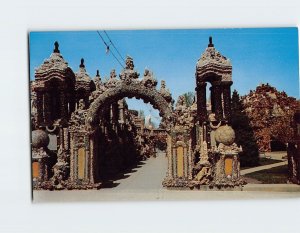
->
(241, 161), (288, 175)
(260, 151), (287, 161)
(112, 151), (168, 192)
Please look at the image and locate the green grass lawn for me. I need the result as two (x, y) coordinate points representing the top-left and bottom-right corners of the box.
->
(244, 165), (288, 184)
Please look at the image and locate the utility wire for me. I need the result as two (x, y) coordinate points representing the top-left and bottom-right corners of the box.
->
(103, 30), (126, 63)
(96, 30), (125, 69)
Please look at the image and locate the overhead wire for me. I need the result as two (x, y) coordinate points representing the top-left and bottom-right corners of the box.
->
(96, 30), (125, 69)
(103, 30), (126, 63)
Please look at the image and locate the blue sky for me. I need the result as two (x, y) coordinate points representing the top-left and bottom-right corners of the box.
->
(29, 28), (299, 125)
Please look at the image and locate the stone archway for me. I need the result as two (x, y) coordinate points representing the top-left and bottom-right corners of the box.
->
(86, 80), (174, 132)
(68, 57), (174, 188)
(86, 80), (174, 184)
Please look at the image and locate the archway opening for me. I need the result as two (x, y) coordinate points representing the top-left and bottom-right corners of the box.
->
(89, 91), (171, 187)
(47, 78), (62, 121)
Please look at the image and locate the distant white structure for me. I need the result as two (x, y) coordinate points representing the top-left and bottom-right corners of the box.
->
(145, 115), (154, 130)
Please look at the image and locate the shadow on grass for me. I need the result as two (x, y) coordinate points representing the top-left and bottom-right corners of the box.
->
(241, 157), (283, 170)
(244, 165), (288, 184)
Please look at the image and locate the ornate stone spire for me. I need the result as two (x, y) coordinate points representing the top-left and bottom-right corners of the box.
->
(125, 55), (134, 70)
(53, 41), (60, 53)
(208, 36), (214, 47)
(196, 36), (232, 75)
(35, 41), (70, 79)
(75, 58), (90, 82)
(79, 58), (85, 68)
(119, 55), (139, 82)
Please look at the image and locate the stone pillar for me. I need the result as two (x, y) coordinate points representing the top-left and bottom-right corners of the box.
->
(118, 100), (125, 124)
(89, 136), (95, 184)
(213, 84), (223, 121)
(63, 128), (69, 150)
(110, 104), (113, 124)
(36, 91), (44, 125)
(210, 85), (215, 113)
(65, 93), (70, 117)
(222, 82), (232, 122)
(43, 92), (51, 124)
(112, 103), (119, 124)
(188, 139), (193, 180)
(167, 134), (173, 178)
(232, 154), (238, 179)
(59, 126), (64, 149)
(69, 132), (76, 182)
(60, 90), (67, 120)
(196, 82), (207, 124)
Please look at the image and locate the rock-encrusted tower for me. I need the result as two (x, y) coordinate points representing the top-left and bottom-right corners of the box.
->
(32, 41), (76, 126)
(192, 37), (244, 189)
(195, 36), (233, 123)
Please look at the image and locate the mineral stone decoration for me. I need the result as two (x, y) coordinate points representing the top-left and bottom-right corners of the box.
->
(31, 38), (246, 191)
(215, 125), (236, 146)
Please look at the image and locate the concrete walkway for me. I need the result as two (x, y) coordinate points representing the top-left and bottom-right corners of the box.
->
(111, 151), (168, 192)
(260, 151), (287, 161)
(241, 161), (288, 175)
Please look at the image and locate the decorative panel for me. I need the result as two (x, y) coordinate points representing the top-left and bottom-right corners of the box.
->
(32, 162), (39, 178)
(78, 147), (86, 179)
(225, 157), (233, 176)
(177, 146), (184, 177)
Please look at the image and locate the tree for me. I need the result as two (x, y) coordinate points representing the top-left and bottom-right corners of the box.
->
(231, 90), (259, 167)
(183, 92), (195, 107)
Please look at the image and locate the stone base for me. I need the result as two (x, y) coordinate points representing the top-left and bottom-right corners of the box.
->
(33, 180), (102, 190)
(162, 177), (190, 188)
(190, 184), (244, 191)
(163, 177), (246, 190)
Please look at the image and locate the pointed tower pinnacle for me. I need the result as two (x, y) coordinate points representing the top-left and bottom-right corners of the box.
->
(53, 41), (60, 53)
(208, 36), (214, 47)
(79, 58), (85, 68)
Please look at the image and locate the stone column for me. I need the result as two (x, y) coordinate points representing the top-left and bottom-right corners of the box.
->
(118, 99), (125, 124)
(213, 84), (223, 121)
(60, 90), (67, 120)
(43, 92), (51, 124)
(184, 146), (188, 178)
(65, 93), (70, 117)
(59, 126), (64, 149)
(36, 91), (44, 125)
(112, 103), (119, 124)
(188, 139), (193, 180)
(232, 154), (238, 179)
(196, 82), (207, 124)
(69, 133), (75, 182)
(89, 136), (95, 184)
(222, 82), (232, 122)
(167, 134), (173, 178)
(210, 85), (215, 113)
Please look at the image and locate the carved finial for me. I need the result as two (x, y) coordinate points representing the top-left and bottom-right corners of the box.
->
(80, 58), (85, 68)
(96, 70), (100, 77)
(53, 41), (60, 53)
(208, 36), (214, 47)
(110, 69), (116, 79)
(125, 55), (134, 70)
